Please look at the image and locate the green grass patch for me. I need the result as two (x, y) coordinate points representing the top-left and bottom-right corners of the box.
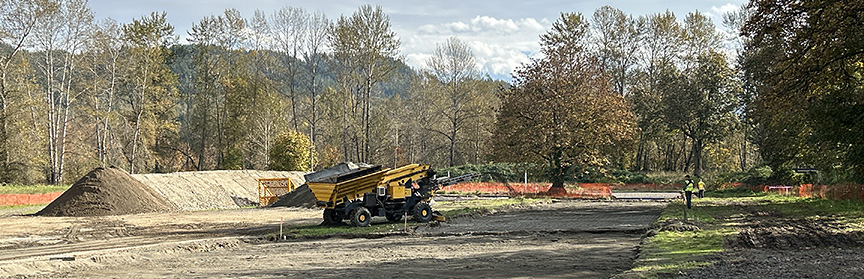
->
(634, 229), (732, 276)
(0, 204), (46, 210)
(705, 188), (766, 198)
(273, 197), (546, 239)
(0, 184), (70, 194)
(631, 191), (864, 278)
(0, 204), (46, 215)
(436, 197), (545, 217)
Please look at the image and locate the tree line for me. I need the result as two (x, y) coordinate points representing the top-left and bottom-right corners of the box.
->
(497, 0), (864, 185)
(0, 0), (860, 185)
(0, 0), (502, 184)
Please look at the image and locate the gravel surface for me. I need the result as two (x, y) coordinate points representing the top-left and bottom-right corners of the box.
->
(612, 192), (681, 200)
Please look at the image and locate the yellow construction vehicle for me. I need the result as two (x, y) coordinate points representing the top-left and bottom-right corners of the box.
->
(307, 164), (478, 227)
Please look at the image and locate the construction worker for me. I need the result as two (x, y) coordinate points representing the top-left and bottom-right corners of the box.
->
(683, 175), (695, 209)
(698, 178), (705, 198)
(403, 179), (420, 212)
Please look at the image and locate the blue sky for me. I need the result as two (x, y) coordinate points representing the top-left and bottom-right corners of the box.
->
(88, 0), (746, 80)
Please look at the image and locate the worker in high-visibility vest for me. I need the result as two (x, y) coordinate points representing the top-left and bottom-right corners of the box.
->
(683, 175), (695, 209)
(698, 179), (705, 198)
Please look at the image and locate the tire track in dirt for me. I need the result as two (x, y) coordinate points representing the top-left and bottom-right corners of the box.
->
(0, 235), (179, 261)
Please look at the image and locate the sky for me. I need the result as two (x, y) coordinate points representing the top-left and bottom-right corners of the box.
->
(87, 0), (747, 80)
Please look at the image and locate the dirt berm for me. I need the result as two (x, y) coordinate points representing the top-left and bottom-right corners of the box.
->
(37, 167), (177, 217)
(133, 170), (306, 211)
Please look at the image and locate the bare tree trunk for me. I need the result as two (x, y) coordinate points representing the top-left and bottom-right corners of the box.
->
(693, 138), (704, 177)
(130, 108), (143, 174)
(363, 73), (372, 163)
(197, 101), (208, 170)
(98, 56), (117, 167)
(44, 50), (59, 184)
(740, 125), (748, 171)
(684, 136), (693, 173)
(549, 149), (565, 189)
(130, 62), (149, 174)
(0, 62), (11, 181)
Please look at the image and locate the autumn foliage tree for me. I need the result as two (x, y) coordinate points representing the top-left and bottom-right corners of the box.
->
(493, 13), (636, 189)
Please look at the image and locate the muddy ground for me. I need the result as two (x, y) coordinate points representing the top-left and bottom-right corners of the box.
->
(0, 200), (664, 278)
(680, 208), (864, 279)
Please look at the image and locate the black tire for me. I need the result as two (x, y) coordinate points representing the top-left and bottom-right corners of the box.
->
(412, 202), (433, 223)
(322, 209), (343, 225)
(350, 207), (372, 227)
(385, 211), (403, 222)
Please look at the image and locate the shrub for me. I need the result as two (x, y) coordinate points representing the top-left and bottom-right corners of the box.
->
(268, 130), (315, 171)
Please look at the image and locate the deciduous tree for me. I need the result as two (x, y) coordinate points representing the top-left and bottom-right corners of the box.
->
(425, 37), (490, 166)
(494, 13), (636, 188)
(329, 5), (400, 163)
(742, 0), (864, 182)
(120, 12), (178, 174)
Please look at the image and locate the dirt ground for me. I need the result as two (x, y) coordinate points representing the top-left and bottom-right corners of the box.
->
(679, 208), (864, 278)
(0, 200), (664, 278)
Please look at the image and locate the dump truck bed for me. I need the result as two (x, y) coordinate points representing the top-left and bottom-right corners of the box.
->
(308, 164), (431, 208)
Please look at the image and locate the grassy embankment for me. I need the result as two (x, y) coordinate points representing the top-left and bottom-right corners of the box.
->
(632, 189), (864, 278)
(276, 197), (545, 237)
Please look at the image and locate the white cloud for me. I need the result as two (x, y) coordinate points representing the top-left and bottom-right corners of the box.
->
(419, 15), (547, 35)
(401, 15), (550, 79)
(709, 3), (739, 17)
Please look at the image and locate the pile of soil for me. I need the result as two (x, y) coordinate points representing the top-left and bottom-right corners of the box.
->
(266, 184), (316, 208)
(132, 170), (305, 211)
(37, 167), (177, 217)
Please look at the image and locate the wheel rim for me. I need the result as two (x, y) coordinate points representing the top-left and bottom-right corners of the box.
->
(422, 209), (428, 217)
(359, 215), (366, 222)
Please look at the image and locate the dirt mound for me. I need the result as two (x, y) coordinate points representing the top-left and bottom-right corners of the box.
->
(132, 170), (306, 211)
(37, 167), (177, 217)
(727, 217), (864, 249)
(303, 162), (371, 183)
(266, 184), (316, 208)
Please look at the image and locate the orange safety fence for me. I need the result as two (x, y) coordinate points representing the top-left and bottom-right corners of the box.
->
(819, 183), (864, 201)
(743, 183), (864, 202)
(444, 182), (612, 198)
(0, 192), (63, 206)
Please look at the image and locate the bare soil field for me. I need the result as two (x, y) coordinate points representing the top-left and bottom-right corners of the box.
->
(680, 208), (864, 279)
(0, 200), (664, 278)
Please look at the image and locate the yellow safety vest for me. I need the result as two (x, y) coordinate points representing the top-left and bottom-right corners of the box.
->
(698, 180), (705, 190)
(684, 180), (695, 192)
